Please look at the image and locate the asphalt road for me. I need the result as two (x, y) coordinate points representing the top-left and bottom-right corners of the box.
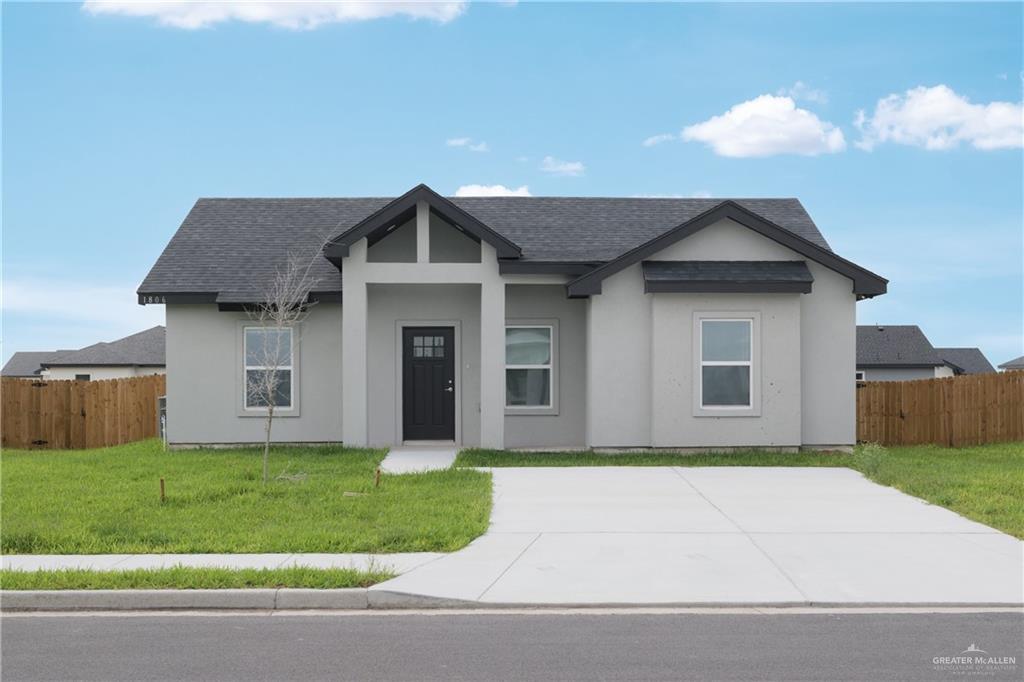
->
(2, 611), (1022, 681)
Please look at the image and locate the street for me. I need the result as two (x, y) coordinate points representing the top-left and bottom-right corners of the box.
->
(2, 610), (1021, 681)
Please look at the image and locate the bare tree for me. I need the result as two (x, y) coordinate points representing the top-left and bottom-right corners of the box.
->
(245, 250), (323, 484)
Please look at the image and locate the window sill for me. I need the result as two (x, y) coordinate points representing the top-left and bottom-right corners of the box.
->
(505, 406), (559, 417)
(237, 409), (301, 419)
(692, 407), (761, 418)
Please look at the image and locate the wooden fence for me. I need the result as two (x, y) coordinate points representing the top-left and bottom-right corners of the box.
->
(1, 374), (166, 450)
(856, 371), (1024, 446)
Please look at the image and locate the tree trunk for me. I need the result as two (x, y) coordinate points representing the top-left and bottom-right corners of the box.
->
(263, 406), (274, 484)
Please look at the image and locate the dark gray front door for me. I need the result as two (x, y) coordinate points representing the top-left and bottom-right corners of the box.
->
(402, 327), (455, 441)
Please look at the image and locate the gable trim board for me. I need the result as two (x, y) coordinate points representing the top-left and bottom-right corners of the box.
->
(566, 201), (886, 298)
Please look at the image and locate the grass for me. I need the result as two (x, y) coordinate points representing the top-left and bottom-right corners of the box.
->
(0, 566), (392, 590)
(457, 442), (1024, 539)
(1, 440), (491, 554)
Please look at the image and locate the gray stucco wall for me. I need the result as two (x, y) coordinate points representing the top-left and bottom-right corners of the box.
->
(504, 285), (587, 448)
(366, 284), (482, 446)
(367, 218), (416, 262)
(45, 366), (165, 380)
(586, 217), (858, 448)
(429, 213), (481, 263)
(165, 303), (343, 444)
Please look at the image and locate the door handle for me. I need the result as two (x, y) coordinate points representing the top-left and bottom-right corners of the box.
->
(444, 386), (454, 392)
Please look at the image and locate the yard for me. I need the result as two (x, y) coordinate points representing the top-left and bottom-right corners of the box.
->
(457, 442), (1024, 539)
(1, 440), (491, 554)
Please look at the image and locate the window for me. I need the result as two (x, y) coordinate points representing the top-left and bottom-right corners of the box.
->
(855, 371), (866, 383)
(505, 326), (552, 407)
(412, 335), (445, 358)
(700, 319), (752, 409)
(75, 374), (91, 382)
(244, 327), (293, 409)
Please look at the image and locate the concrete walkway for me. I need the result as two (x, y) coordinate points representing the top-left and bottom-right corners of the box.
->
(371, 467), (1024, 605)
(2, 553), (442, 575)
(379, 446), (457, 474)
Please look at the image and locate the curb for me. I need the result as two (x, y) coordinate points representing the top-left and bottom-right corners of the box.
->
(2, 590), (1022, 612)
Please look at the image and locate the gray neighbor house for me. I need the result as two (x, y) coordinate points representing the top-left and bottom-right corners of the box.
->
(856, 325), (996, 382)
(138, 184), (889, 451)
(2, 326), (166, 381)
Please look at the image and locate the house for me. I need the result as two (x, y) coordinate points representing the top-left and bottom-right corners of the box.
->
(856, 325), (995, 381)
(935, 347), (996, 375)
(998, 355), (1024, 371)
(1, 327), (166, 381)
(138, 184), (887, 451)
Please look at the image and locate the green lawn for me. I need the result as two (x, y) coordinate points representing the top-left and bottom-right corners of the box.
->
(457, 442), (1024, 539)
(0, 566), (392, 590)
(1, 440), (491, 554)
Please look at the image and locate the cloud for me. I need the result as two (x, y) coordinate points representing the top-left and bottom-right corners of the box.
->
(642, 133), (676, 147)
(81, 1), (467, 30)
(689, 189), (713, 198)
(854, 85), (1023, 151)
(446, 137), (489, 152)
(630, 190), (712, 199)
(454, 184), (531, 197)
(682, 95), (846, 158)
(540, 156), (585, 176)
(777, 81), (828, 105)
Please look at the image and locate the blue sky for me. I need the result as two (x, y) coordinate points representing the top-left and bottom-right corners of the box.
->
(3, 2), (1022, 366)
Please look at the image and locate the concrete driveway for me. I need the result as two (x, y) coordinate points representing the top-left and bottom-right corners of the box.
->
(372, 467), (1024, 606)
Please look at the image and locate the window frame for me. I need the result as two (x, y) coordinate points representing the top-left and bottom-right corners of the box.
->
(504, 321), (558, 415)
(239, 325), (298, 415)
(693, 313), (760, 417)
(855, 370), (866, 383)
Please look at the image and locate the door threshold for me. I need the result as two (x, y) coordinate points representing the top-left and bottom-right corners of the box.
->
(401, 440), (457, 447)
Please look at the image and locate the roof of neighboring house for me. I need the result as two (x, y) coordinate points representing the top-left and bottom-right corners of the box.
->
(856, 325), (944, 367)
(139, 194), (848, 301)
(641, 260), (814, 293)
(935, 347), (996, 375)
(998, 355), (1024, 370)
(1, 351), (60, 377)
(42, 326), (166, 367)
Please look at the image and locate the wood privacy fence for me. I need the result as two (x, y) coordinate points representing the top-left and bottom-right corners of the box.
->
(856, 371), (1024, 446)
(1, 375), (166, 449)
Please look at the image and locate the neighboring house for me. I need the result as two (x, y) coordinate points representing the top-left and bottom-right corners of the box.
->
(1, 327), (166, 381)
(139, 184), (887, 450)
(998, 355), (1024, 371)
(855, 325), (994, 381)
(935, 347), (996, 375)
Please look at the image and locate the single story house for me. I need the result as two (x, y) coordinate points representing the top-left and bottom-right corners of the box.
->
(998, 355), (1024, 371)
(1, 327), (166, 381)
(856, 325), (995, 381)
(139, 184), (887, 451)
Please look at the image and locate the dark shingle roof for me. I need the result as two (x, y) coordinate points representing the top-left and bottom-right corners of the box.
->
(856, 325), (943, 367)
(642, 260), (813, 283)
(935, 348), (996, 375)
(2, 351), (59, 377)
(43, 326), (165, 367)
(139, 196), (830, 299)
(998, 355), (1024, 370)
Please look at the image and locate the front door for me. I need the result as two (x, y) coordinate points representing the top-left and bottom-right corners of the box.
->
(402, 327), (456, 441)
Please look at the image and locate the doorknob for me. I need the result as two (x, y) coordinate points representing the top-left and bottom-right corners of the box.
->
(444, 386), (454, 392)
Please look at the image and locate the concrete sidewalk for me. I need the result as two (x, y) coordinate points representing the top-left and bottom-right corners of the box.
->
(371, 467), (1024, 606)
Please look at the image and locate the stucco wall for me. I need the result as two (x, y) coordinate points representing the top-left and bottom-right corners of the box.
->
(429, 213), (481, 263)
(44, 366), (165, 381)
(505, 285), (587, 448)
(165, 303), (343, 444)
(586, 217), (858, 448)
(367, 218), (416, 262)
(366, 284), (482, 446)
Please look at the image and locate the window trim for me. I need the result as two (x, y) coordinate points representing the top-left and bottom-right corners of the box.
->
(692, 312), (761, 418)
(855, 370), (866, 383)
(504, 320), (558, 416)
(236, 322), (301, 417)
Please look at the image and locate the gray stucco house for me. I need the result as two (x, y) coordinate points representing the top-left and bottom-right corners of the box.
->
(139, 184), (887, 451)
(2, 327), (166, 381)
(856, 325), (994, 381)
(998, 355), (1024, 371)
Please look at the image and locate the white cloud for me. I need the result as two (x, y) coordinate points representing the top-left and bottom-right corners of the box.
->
(689, 189), (713, 198)
(855, 85), (1023, 151)
(446, 137), (488, 152)
(540, 155), (585, 176)
(777, 81), (828, 105)
(642, 133), (676, 147)
(81, 1), (467, 30)
(630, 190), (712, 199)
(682, 95), (846, 158)
(454, 184), (531, 197)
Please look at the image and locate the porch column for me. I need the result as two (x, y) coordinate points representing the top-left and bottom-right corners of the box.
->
(341, 240), (369, 446)
(479, 245), (505, 449)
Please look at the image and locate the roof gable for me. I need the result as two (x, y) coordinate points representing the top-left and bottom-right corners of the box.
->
(566, 201), (887, 298)
(936, 347), (996, 375)
(323, 184), (521, 261)
(856, 325), (942, 367)
(43, 326), (166, 367)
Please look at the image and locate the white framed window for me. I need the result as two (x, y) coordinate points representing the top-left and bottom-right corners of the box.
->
(855, 371), (866, 382)
(243, 327), (294, 410)
(505, 325), (553, 409)
(699, 318), (753, 409)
